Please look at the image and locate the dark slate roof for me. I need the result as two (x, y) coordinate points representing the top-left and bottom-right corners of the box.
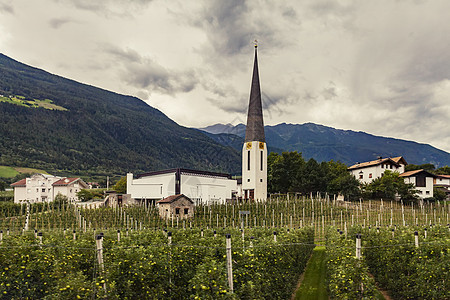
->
(245, 45), (265, 143)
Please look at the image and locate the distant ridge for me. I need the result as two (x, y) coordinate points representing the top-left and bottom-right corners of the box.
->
(200, 123), (450, 167)
(0, 54), (241, 176)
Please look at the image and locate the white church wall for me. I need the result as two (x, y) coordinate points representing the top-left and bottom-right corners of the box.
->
(181, 174), (237, 205)
(127, 172), (176, 200)
(242, 141), (267, 200)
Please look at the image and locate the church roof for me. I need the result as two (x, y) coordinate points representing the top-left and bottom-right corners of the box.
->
(245, 45), (265, 143)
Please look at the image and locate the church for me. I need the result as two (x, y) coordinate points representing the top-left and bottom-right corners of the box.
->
(126, 44), (267, 204)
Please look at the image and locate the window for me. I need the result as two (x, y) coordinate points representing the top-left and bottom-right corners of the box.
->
(184, 208), (189, 214)
(390, 165), (393, 169)
(369, 173), (372, 178)
(70, 189), (72, 193)
(42, 188), (46, 193)
(426, 191), (430, 195)
(416, 176), (426, 187)
(175, 208), (180, 215)
(247, 179), (250, 182)
(359, 174), (363, 179)
(381, 164), (384, 169)
(247, 151), (251, 171)
(260, 179), (263, 182)
(260, 151), (263, 171)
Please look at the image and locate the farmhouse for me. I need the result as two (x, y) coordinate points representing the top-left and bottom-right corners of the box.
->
(348, 156), (407, 184)
(11, 173), (88, 203)
(156, 194), (194, 220)
(400, 169), (437, 199)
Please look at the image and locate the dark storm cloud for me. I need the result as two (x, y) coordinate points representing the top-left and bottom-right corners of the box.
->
(193, 0), (286, 57)
(104, 45), (197, 95)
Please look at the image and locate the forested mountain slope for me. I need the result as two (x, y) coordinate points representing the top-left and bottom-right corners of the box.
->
(0, 54), (240, 176)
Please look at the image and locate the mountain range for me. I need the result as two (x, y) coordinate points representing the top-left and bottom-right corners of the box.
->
(0, 54), (240, 177)
(199, 123), (450, 167)
(0, 53), (448, 180)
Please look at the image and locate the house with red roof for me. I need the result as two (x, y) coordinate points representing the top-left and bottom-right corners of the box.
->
(53, 177), (89, 202)
(11, 173), (88, 203)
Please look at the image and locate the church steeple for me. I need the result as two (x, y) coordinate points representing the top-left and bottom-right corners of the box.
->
(245, 44), (265, 142)
(242, 42), (267, 201)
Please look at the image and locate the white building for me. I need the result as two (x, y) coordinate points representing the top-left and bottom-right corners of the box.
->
(53, 177), (89, 202)
(434, 174), (450, 186)
(11, 173), (88, 203)
(126, 168), (238, 205)
(348, 156), (407, 184)
(400, 169), (436, 199)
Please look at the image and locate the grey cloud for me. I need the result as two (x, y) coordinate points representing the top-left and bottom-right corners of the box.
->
(49, 18), (74, 29)
(0, 3), (14, 14)
(104, 45), (197, 95)
(54, 0), (154, 17)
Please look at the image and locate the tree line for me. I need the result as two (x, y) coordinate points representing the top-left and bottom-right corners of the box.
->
(267, 152), (435, 202)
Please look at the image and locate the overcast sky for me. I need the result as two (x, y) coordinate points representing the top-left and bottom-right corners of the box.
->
(1, 0), (449, 153)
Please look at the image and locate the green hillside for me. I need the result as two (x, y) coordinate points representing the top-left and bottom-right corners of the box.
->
(0, 54), (240, 176)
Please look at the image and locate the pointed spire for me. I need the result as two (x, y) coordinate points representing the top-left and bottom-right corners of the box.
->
(245, 44), (265, 142)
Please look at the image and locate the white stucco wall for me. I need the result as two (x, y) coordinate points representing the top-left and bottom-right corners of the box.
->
(435, 176), (450, 186)
(403, 176), (434, 199)
(242, 141), (267, 201)
(127, 172), (237, 205)
(127, 172), (174, 200)
(351, 163), (403, 184)
(14, 174), (61, 203)
(181, 174), (237, 204)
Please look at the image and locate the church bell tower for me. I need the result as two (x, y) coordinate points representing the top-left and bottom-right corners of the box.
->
(242, 43), (267, 201)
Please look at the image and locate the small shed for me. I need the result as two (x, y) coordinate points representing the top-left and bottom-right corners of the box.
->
(156, 194), (194, 219)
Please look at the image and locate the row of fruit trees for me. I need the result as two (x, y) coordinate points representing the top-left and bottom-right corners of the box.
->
(0, 195), (448, 299)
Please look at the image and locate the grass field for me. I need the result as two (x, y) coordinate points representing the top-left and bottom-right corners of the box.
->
(294, 246), (328, 300)
(0, 166), (20, 178)
(0, 166), (48, 178)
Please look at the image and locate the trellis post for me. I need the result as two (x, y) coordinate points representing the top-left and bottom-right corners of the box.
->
(225, 234), (233, 293)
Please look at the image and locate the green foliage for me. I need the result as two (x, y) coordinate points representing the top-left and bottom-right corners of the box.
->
(0, 180), (7, 192)
(268, 152), (360, 199)
(433, 187), (447, 201)
(361, 170), (418, 202)
(76, 189), (104, 201)
(326, 228), (379, 299)
(362, 226), (450, 300)
(0, 227), (314, 299)
(436, 165), (450, 175)
(405, 163), (435, 172)
(113, 176), (127, 194)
